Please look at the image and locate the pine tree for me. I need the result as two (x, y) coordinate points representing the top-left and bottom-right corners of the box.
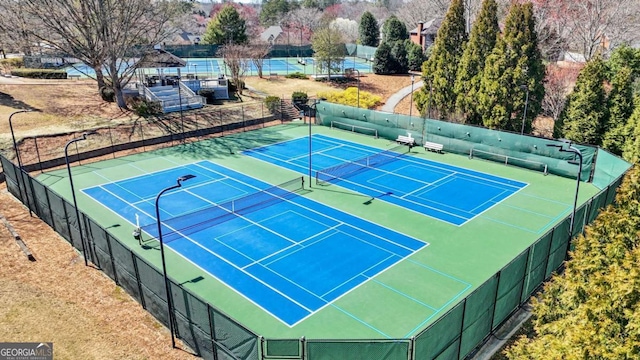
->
(415, 0), (467, 118)
(203, 5), (248, 45)
(507, 165), (640, 359)
(556, 56), (608, 144)
(381, 16), (408, 43)
(602, 67), (635, 156)
(455, 0), (499, 125)
(390, 40), (408, 74)
(406, 40), (427, 72)
(359, 11), (379, 47)
(622, 100), (640, 162)
(477, 2), (545, 131)
(373, 42), (393, 74)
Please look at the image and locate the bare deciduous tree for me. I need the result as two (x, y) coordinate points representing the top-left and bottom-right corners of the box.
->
(19, 0), (187, 108)
(247, 41), (272, 79)
(218, 44), (250, 94)
(536, 0), (640, 61)
(542, 64), (582, 122)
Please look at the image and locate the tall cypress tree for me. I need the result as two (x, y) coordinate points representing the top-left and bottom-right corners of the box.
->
(556, 56), (608, 144)
(382, 15), (408, 43)
(507, 164), (640, 358)
(203, 5), (248, 45)
(622, 99), (640, 162)
(477, 2), (545, 131)
(602, 66), (635, 155)
(415, 0), (466, 118)
(359, 11), (379, 47)
(455, 0), (499, 125)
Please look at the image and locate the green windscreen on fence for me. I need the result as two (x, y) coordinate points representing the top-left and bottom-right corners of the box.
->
(315, 102), (598, 180)
(592, 149), (632, 189)
(345, 44), (378, 60)
(307, 340), (409, 360)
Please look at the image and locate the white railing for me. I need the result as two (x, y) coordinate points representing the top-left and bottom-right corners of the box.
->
(330, 120), (378, 138)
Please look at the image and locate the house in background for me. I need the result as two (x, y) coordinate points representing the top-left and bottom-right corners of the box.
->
(409, 17), (443, 51)
(260, 26), (285, 45)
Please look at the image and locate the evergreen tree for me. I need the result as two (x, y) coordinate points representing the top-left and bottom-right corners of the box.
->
(602, 67), (635, 155)
(607, 44), (640, 80)
(556, 56), (608, 144)
(373, 42), (393, 74)
(390, 40), (408, 74)
(622, 99), (640, 162)
(203, 5), (248, 45)
(359, 11), (379, 47)
(260, 0), (291, 26)
(381, 15), (408, 44)
(415, 0), (467, 118)
(507, 164), (640, 359)
(454, 0), (499, 124)
(477, 2), (545, 131)
(406, 40), (427, 72)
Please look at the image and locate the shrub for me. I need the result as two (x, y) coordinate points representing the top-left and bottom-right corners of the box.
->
(9, 68), (66, 79)
(317, 87), (382, 109)
(292, 91), (308, 101)
(99, 86), (115, 102)
(265, 96), (280, 113)
(285, 72), (308, 79)
(127, 98), (162, 117)
(0, 57), (24, 70)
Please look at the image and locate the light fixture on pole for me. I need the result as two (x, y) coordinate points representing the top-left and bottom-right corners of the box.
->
(155, 174), (196, 348)
(547, 141), (583, 260)
(9, 109), (33, 216)
(64, 132), (95, 267)
(519, 84), (529, 135)
(409, 75), (415, 118)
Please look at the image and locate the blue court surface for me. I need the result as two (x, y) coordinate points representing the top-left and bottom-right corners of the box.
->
(243, 135), (528, 226)
(82, 160), (426, 326)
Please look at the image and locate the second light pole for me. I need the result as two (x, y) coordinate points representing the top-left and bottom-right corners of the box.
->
(155, 174), (196, 348)
(409, 75), (415, 118)
(64, 132), (94, 267)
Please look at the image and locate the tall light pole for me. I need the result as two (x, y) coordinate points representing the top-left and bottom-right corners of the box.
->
(9, 109), (33, 216)
(351, 68), (360, 108)
(155, 174), (196, 348)
(520, 84), (529, 135)
(409, 75), (415, 118)
(547, 141), (583, 260)
(308, 99), (325, 187)
(64, 132), (94, 267)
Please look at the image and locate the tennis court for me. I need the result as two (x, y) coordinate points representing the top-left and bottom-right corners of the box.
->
(65, 56), (373, 78)
(244, 135), (528, 226)
(82, 160), (430, 326)
(7, 102), (628, 359)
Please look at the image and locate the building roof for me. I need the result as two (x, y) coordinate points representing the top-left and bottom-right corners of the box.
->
(409, 17), (443, 36)
(134, 48), (186, 69)
(260, 25), (283, 43)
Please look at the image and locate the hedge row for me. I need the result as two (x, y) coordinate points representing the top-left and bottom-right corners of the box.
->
(10, 68), (67, 79)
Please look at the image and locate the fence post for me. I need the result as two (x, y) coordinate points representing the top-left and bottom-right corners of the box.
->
(34, 137), (44, 173)
(490, 272), (502, 331)
(208, 303), (219, 360)
(132, 253), (146, 308)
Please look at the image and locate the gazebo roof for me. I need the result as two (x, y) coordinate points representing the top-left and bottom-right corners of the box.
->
(134, 48), (186, 69)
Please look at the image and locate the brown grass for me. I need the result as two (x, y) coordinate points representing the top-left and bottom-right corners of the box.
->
(0, 185), (193, 359)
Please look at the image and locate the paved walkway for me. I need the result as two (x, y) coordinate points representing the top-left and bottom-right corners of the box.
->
(380, 79), (423, 113)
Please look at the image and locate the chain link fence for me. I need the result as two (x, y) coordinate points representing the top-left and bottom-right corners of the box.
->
(0, 103), (629, 359)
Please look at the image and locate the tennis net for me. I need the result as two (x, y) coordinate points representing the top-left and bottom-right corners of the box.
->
(143, 177), (304, 243)
(316, 145), (407, 185)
